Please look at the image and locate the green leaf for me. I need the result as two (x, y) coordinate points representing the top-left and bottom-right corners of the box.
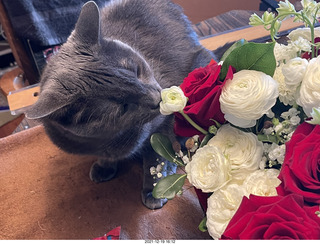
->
(220, 39), (248, 61)
(220, 42), (276, 80)
(257, 134), (280, 144)
(198, 216), (208, 232)
(152, 174), (187, 200)
(150, 133), (184, 166)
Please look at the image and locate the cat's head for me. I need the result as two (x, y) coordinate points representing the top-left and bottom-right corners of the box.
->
(26, 1), (163, 160)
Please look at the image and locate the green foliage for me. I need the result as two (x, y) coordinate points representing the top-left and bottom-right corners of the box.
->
(258, 134), (280, 144)
(150, 133), (184, 166)
(220, 39), (248, 61)
(200, 133), (214, 148)
(220, 42), (276, 80)
(198, 216), (208, 232)
(152, 174), (187, 200)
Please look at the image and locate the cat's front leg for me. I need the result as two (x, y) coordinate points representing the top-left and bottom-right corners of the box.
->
(89, 158), (118, 183)
(141, 150), (177, 210)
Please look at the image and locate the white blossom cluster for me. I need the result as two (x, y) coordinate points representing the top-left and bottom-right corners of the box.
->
(150, 161), (165, 180)
(182, 124), (281, 239)
(273, 27), (320, 116)
(260, 108), (301, 168)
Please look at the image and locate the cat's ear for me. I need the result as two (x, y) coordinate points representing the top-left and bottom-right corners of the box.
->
(25, 90), (70, 119)
(74, 1), (101, 45)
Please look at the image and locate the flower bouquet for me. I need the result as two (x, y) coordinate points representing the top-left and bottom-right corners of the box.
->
(150, 0), (320, 240)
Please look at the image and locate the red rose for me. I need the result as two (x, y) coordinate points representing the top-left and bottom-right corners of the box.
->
(276, 122), (320, 205)
(221, 194), (320, 240)
(174, 61), (234, 137)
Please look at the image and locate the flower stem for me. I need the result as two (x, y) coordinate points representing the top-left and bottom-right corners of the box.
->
(179, 111), (208, 135)
(269, 12), (314, 44)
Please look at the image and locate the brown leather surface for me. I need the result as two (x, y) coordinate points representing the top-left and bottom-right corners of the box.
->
(0, 125), (210, 240)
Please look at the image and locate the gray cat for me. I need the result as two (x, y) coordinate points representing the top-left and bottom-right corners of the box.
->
(26, 0), (215, 209)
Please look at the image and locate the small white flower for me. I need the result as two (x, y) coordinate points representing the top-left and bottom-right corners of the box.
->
(281, 107), (300, 120)
(220, 70), (279, 128)
(268, 144), (286, 164)
(156, 163), (163, 173)
(291, 36), (312, 52)
(307, 107), (320, 125)
(277, 0), (296, 16)
(281, 112), (290, 120)
(290, 115), (301, 126)
(249, 13), (264, 26)
(159, 86), (187, 115)
(157, 172), (163, 178)
(150, 167), (156, 176)
(288, 107), (299, 116)
(263, 143), (273, 153)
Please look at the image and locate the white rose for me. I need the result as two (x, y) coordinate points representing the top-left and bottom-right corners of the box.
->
(206, 184), (248, 240)
(207, 124), (263, 182)
(185, 144), (231, 192)
(219, 70), (279, 128)
(297, 56), (320, 116)
(243, 169), (281, 196)
(282, 57), (308, 86)
(288, 27), (320, 42)
(159, 86), (187, 115)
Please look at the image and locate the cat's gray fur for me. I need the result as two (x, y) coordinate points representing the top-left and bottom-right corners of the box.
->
(26, 0), (215, 209)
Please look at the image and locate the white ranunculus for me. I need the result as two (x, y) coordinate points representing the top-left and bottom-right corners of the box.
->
(219, 70), (279, 128)
(206, 183), (248, 240)
(243, 169), (281, 196)
(288, 27), (320, 42)
(297, 56), (320, 116)
(207, 124), (263, 182)
(282, 57), (309, 86)
(159, 86), (187, 115)
(185, 144), (231, 192)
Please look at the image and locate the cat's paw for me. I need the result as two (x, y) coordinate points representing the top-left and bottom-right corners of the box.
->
(141, 191), (168, 210)
(89, 161), (118, 183)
